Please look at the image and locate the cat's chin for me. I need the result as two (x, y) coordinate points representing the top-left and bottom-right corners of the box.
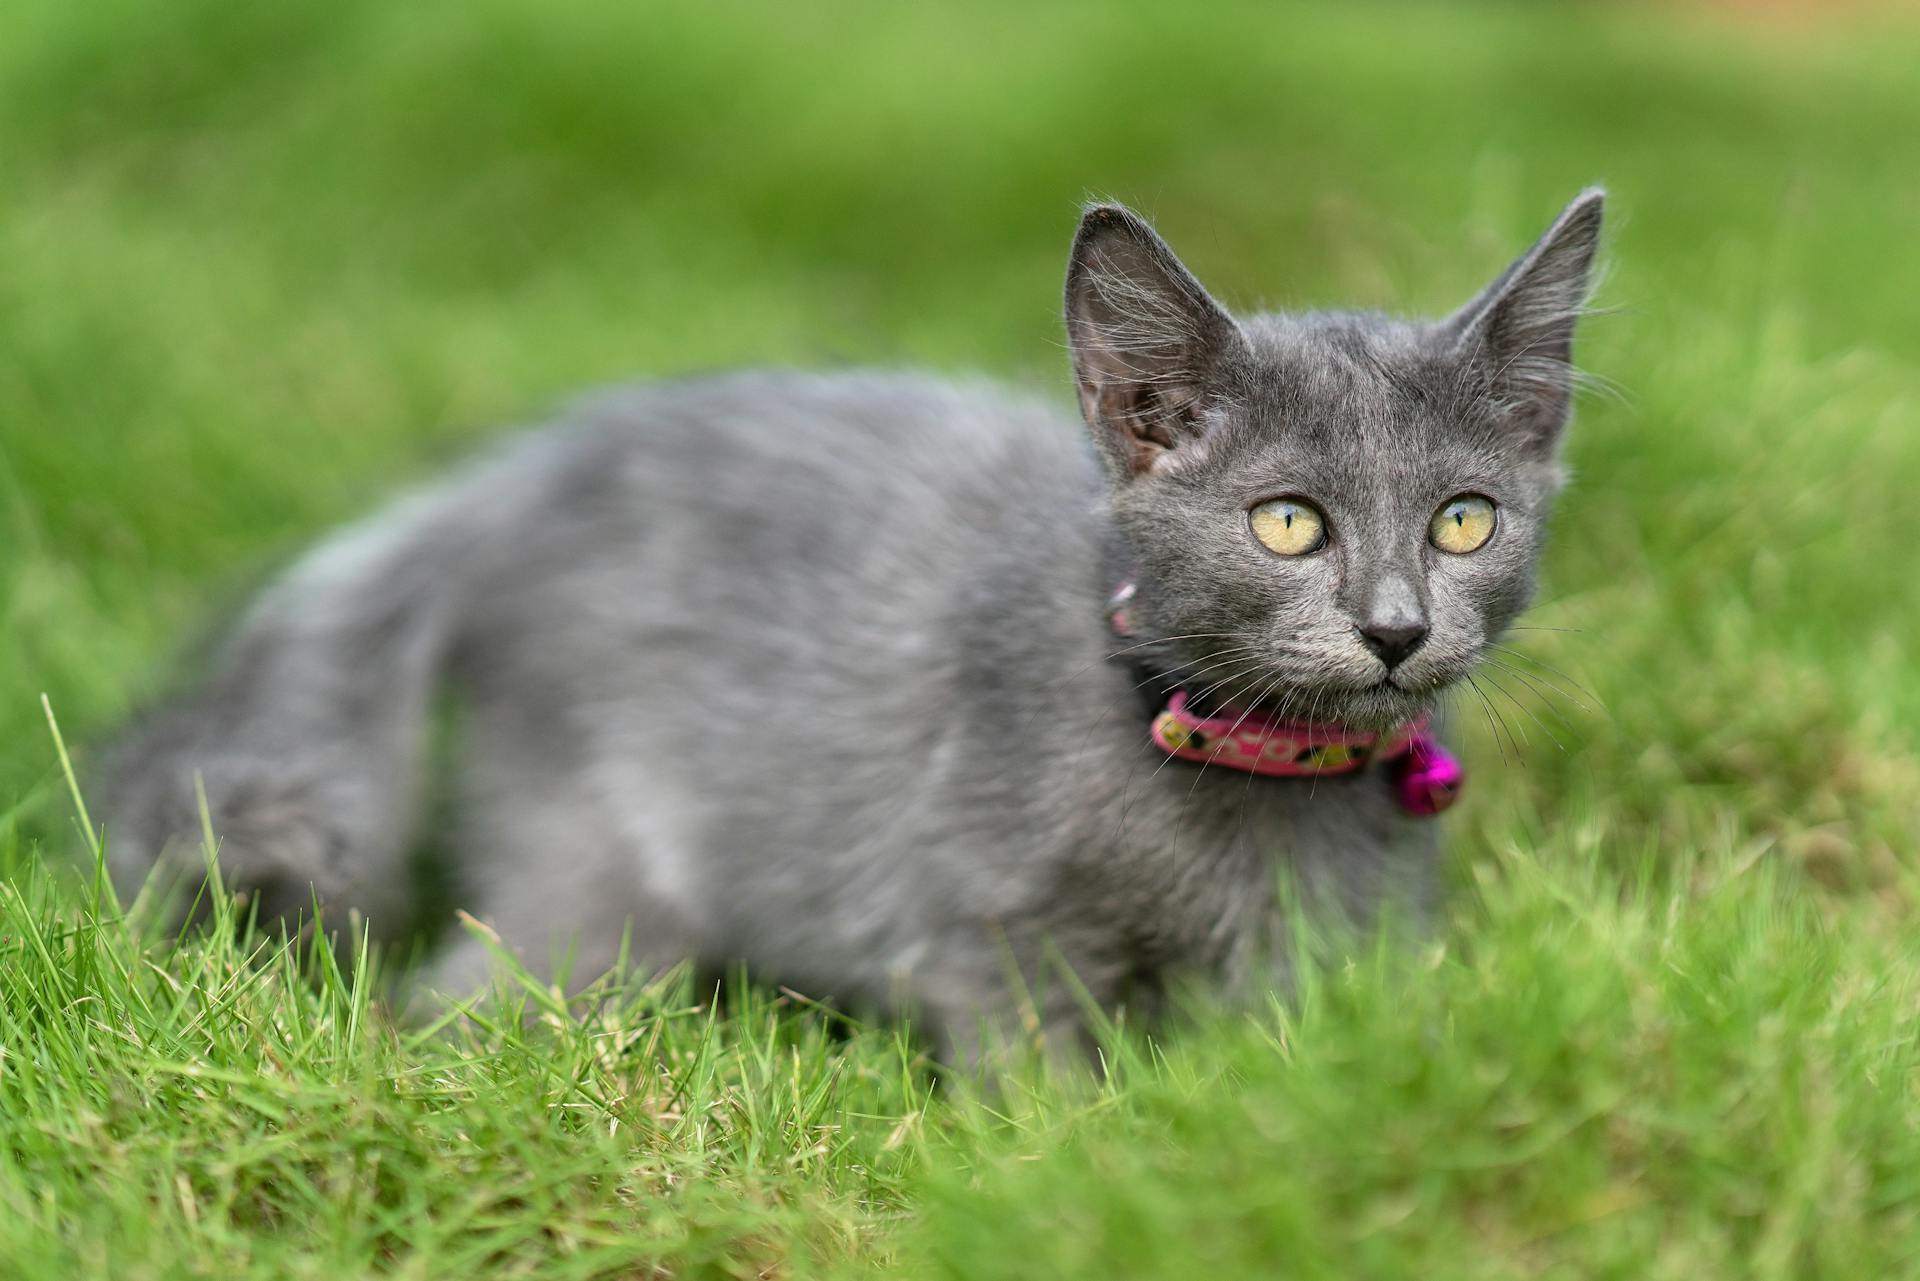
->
(1304, 680), (1437, 732)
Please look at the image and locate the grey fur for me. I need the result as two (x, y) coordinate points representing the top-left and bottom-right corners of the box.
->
(100, 191), (1605, 1055)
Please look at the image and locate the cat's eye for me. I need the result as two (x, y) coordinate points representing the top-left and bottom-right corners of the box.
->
(1249, 498), (1327, 556)
(1430, 494), (1497, 554)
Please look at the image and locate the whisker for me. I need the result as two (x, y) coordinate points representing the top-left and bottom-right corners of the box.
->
(1462, 674), (1514, 768)
(1101, 631), (1243, 663)
(1236, 676), (1312, 839)
(1482, 658), (1585, 734)
(1235, 683), (1290, 840)
(1488, 674), (1529, 764)
(1479, 668), (1567, 753)
(1172, 668), (1292, 863)
(1063, 648), (1266, 783)
(1483, 653), (1591, 725)
(1306, 680), (1332, 799)
(1118, 662), (1279, 841)
(1093, 656), (1283, 855)
(1186, 662), (1270, 713)
(1486, 643), (1600, 709)
(1022, 634), (1251, 738)
(1180, 648), (1269, 696)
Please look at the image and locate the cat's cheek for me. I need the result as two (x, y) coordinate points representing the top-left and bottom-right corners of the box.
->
(1424, 548), (1532, 646)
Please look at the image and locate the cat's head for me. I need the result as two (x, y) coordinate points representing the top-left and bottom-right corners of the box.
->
(1066, 190), (1604, 729)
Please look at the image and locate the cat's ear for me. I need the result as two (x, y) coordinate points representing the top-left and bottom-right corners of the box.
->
(1442, 188), (1605, 455)
(1065, 204), (1246, 480)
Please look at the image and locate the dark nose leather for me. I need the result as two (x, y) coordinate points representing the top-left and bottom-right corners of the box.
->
(1358, 622), (1428, 669)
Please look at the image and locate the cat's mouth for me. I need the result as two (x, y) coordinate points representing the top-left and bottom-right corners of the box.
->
(1171, 641), (1463, 731)
(1190, 673), (1439, 732)
(1334, 678), (1438, 730)
(1303, 666), (1464, 731)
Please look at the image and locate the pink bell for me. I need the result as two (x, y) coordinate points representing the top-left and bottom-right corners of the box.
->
(1392, 734), (1464, 816)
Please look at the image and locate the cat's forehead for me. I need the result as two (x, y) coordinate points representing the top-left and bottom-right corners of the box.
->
(1213, 312), (1502, 491)
(1238, 313), (1448, 425)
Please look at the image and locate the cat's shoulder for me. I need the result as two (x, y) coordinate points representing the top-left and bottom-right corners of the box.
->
(559, 367), (1078, 457)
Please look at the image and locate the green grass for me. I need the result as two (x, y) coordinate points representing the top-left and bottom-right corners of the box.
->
(5, 0), (1920, 1275)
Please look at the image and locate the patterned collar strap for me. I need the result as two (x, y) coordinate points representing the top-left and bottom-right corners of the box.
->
(1151, 688), (1412, 777)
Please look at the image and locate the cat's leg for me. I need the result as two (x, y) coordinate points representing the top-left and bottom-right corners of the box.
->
(913, 927), (1129, 1071)
(412, 876), (700, 1017)
(405, 741), (704, 1014)
(406, 869), (699, 1020)
(101, 666), (433, 936)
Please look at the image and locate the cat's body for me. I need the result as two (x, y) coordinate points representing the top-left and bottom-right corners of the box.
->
(101, 193), (1604, 1053)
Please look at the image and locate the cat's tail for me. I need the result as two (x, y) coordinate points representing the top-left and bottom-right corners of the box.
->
(97, 434), (558, 933)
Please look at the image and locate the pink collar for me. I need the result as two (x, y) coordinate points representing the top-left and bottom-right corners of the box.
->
(1151, 690), (1462, 816)
(1108, 577), (1463, 816)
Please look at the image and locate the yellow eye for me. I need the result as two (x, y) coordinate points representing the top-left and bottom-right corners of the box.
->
(1430, 495), (1497, 554)
(1249, 498), (1327, 556)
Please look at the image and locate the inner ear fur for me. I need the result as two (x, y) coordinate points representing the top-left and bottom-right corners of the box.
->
(1064, 204), (1246, 478)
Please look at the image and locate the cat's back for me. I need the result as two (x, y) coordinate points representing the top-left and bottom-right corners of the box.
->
(455, 368), (1101, 694)
(561, 368), (1090, 532)
(483, 369), (1092, 593)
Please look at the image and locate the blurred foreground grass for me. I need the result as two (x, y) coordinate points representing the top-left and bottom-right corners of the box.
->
(3, 0), (1918, 1275)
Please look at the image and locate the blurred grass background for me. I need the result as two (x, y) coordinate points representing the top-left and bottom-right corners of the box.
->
(3, 0), (1919, 1276)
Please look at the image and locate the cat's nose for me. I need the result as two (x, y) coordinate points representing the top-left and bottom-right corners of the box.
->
(1358, 621), (1429, 669)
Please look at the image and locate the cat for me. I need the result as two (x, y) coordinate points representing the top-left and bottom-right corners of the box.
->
(99, 189), (1605, 1057)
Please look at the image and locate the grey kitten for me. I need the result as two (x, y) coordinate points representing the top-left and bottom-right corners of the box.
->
(100, 190), (1604, 1056)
